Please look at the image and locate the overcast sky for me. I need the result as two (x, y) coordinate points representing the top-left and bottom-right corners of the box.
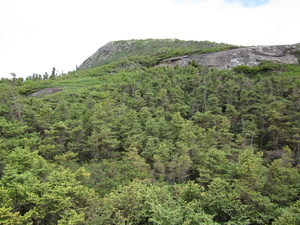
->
(0, 0), (299, 79)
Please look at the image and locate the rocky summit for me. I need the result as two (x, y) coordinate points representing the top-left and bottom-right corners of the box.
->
(77, 39), (234, 70)
(78, 39), (300, 70)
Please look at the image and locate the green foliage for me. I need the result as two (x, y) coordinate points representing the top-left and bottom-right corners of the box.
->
(232, 64), (259, 75)
(234, 148), (275, 224)
(232, 60), (287, 76)
(263, 146), (300, 207)
(0, 147), (97, 224)
(291, 49), (300, 61)
(0, 40), (299, 224)
(272, 200), (300, 225)
(200, 178), (248, 224)
(84, 158), (153, 196)
(18, 80), (44, 95)
(98, 180), (216, 224)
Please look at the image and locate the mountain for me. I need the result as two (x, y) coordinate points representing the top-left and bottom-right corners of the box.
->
(1, 39), (300, 224)
(77, 39), (236, 70)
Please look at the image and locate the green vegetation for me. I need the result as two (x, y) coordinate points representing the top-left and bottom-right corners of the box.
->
(0, 40), (299, 224)
(291, 49), (300, 62)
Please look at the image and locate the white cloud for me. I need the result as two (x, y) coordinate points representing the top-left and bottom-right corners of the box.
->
(0, 0), (299, 78)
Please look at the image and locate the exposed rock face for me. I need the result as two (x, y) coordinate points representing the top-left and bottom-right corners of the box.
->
(27, 87), (66, 98)
(77, 41), (128, 70)
(159, 44), (300, 69)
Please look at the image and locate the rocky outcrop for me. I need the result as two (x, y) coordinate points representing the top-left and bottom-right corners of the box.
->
(27, 87), (66, 98)
(160, 55), (189, 63)
(159, 44), (300, 69)
(77, 41), (128, 70)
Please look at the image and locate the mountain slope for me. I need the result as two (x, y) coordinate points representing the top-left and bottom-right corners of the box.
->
(77, 39), (236, 70)
(78, 39), (300, 71)
(1, 38), (300, 224)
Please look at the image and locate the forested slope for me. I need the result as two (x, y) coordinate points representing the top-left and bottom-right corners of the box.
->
(0, 40), (300, 224)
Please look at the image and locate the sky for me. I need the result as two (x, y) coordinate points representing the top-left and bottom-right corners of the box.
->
(0, 0), (299, 79)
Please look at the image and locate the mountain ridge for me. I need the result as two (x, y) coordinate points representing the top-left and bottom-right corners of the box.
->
(77, 39), (236, 70)
(78, 39), (300, 71)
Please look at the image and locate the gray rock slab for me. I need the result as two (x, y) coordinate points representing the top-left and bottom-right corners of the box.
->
(159, 44), (300, 69)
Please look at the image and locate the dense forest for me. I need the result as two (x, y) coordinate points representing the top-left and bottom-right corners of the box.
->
(0, 40), (300, 224)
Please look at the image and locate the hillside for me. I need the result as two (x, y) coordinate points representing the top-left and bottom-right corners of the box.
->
(77, 39), (237, 70)
(0, 39), (300, 224)
(78, 39), (300, 71)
